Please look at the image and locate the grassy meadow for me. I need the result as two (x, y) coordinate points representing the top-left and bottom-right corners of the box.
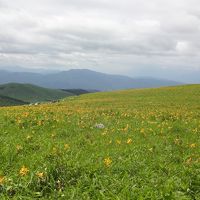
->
(0, 85), (199, 199)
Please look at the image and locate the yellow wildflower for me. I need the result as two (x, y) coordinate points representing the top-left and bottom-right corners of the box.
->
(123, 124), (129, 132)
(116, 140), (121, 145)
(104, 157), (112, 167)
(186, 157), (192, 165)
(0, 176), (5, 185)
(26, 135), (32, 140)
(16, 144), (23, 152)
(127, 138), (132, 144)
(190, 143), (196, 148)
(23, 112), (29, 117)
(101, 132), (106, 136)
(19, 166), (29, 176)
(36, 172), (44, 179)
(38, 120), (43, 126)
(52, 147), (57, 152)
(64, 144), (70, 150)
(174, 138), (180, 145)
(140, 128), (145, 133)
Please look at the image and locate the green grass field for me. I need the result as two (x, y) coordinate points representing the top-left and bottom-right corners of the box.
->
(0, 85), (199, 199)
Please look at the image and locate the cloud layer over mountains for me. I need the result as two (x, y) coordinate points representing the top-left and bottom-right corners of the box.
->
(0, 0), (200, 82)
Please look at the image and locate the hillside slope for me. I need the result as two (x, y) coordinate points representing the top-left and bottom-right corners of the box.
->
(0, 84), (199, 199)
(0, 95), (28, 106)
(0, 83), (74, 103)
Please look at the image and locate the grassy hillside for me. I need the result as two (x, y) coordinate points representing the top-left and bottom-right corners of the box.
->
(0, 85), (199, 199)
(0, 83), (74, 103)
(0, 95), (28, 106)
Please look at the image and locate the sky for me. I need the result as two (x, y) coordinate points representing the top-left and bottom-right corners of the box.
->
(0, 0), (200, 83)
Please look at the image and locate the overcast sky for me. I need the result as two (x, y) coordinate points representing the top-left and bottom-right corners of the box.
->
(0, 0), (200, 82)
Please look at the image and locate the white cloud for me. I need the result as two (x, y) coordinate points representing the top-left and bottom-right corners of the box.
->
(0, 0), (200, 82)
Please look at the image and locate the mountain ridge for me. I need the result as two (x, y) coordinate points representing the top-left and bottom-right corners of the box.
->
(0, 69), (183, 90)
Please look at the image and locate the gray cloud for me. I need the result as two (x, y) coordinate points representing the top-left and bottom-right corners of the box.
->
(0, 0), (200, 82)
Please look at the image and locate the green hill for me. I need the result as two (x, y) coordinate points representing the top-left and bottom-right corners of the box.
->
(0, 95), (28, 106)
(0, 83), (74, 103)
(0, 84), (199, 199)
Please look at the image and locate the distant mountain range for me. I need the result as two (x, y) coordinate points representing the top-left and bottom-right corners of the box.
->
(0, 69), (182, 90)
